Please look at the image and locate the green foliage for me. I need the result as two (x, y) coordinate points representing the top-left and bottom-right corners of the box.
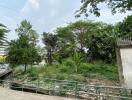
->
(58, 65), (70, 73)
(78, 63), (93, 75)
(76, 0), (132, 17)
(78, 62), (119, 80)
(53, 20), (116, 63)
(19, 61), (118, 82)
(15, 20), (38, 45)
(8, 16), (132, 84)
(42, 32), (58, 64)
(27, 67), (39, 78)
(6, 20), (41, 72)
(63, 58), (76, 68)
(116, 15), (132, 37)
(13, 67), (23, 75)
(72, 52), (83, 72)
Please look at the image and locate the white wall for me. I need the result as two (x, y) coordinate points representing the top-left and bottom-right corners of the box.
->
(120, 48), (132, 89)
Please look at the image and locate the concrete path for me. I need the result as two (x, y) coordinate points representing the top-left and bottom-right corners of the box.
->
(0, 87), (75, 100)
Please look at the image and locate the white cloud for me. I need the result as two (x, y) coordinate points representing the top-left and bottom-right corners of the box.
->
(20, 0), (131, 34)
(21, 0), (40, 15)
(30, 0), (39, 9)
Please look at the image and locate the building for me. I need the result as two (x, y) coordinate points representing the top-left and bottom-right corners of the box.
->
(0, 39), (8, 56)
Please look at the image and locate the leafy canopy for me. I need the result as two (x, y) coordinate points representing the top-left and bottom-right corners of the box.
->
(7, 20), (41, 72)
(76, 0), (132, 17)
(116, 15), (132, 37)
(42, 32), (58, 64)
(43, 20), (116, 64)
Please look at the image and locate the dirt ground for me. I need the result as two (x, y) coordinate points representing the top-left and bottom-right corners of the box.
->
(0, 87), (76, 100)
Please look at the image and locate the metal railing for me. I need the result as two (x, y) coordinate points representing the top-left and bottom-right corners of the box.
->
(0, 77), (132, 100)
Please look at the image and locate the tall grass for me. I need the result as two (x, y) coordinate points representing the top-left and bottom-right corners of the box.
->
(14, 59), (119, 82)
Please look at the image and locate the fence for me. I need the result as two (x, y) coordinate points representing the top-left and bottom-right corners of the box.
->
(0, 77), (132, 100)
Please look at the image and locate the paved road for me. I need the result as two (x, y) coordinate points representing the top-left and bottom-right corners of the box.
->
(0, 87), (76, 100)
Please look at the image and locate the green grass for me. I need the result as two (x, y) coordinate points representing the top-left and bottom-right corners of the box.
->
(14, 59), (119, 83)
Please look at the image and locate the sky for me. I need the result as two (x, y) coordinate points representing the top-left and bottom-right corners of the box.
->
(0, 0), (131, 46)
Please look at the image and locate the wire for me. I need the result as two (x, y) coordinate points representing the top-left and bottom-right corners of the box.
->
(0, 4), (19, 14)
(0, 3), (39, 21)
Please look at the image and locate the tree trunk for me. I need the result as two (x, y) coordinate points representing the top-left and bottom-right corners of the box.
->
(24, 64), (27, 72)
(75, 66), (78, 73)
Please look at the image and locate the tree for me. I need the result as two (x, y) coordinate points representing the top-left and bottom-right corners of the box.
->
(68, 20), (99, 51)
(55, 20), (116, 63)
(55, 27), (76, 63)
(76, 0), (132, 17)
(7, 20), (41, 72)
(42, 32), (58, 64)
(116, 15), (132, 37)
(15, 20), (38, 45)
(55, 21), (96, 62)
(81, 23), (116, 63)
(72, 52), (82, 72)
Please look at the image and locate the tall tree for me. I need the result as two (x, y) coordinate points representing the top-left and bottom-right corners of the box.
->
(15, 20), (38, 45)
(116, 15), (132, 37)
(7, 20), (41, 72)
(55, 27), (76, 63)
(55, 20), (116, 63)
(68, 20), (98, 51)
(42, 32), (58, 64)
(76, 0), (132, 17)
(86, 24), (116, 63)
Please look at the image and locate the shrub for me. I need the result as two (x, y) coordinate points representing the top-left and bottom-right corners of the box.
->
(27, 67), (39, 78)
(63, 58), (75, 67)
(59, 65), (68, 73)
(14, 67), (23, 75)
(69, 74), (86, 82)
(55, 74), (67, 80)
(79, 63), (93, 71)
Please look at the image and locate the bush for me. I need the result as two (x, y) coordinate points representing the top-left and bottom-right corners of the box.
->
(59, 65), (68, 73)
(79, 63), (93, 72)
(27, 67), (39, 78)
(70, 74), (86, 82)
(63, 58), (75, 67)
(55, 73), (68, 80)
(62, 58), (77, 73)
(14, 60), (118, 82)
(14, 67), (23, 75)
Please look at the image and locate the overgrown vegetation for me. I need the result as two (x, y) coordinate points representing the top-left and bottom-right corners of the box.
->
(6, 20), (41, 72)
(43, 20), (117, 64)
(14, 59), (119, 83)
(2, 15), (131, 84)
